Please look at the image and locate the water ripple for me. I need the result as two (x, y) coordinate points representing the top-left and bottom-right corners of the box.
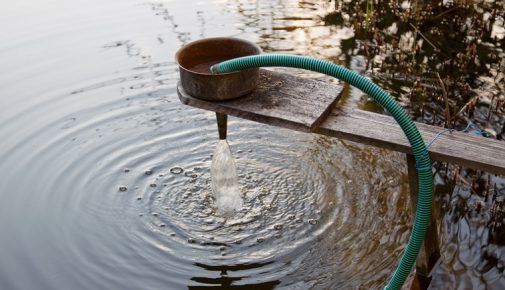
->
(0, 0), (417, 289)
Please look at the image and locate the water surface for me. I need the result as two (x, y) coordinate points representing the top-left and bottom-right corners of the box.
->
(0, 0), (504, 289)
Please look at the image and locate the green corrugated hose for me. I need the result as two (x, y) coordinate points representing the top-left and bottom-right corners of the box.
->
(211, 54), (432, 290)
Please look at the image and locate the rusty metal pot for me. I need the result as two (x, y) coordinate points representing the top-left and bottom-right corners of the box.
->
(175, 37), (261, 101)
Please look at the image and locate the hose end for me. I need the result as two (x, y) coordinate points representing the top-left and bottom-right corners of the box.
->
(210, 64), (218, 74)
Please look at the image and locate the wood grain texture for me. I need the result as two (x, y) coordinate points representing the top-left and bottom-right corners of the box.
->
(178, 70), (505, 175)
(178, 69), (343, 133)
(314, 106), (505, 176)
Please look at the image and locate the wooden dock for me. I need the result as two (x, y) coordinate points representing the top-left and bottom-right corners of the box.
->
(178, 69), (505, 289)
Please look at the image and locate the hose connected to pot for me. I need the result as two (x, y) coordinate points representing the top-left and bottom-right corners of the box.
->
(211, 54), (433, 290)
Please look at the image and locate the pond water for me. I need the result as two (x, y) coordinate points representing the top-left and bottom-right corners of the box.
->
(0, 0), (503, 289)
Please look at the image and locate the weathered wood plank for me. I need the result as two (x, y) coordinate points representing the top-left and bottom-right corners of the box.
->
(178, 69), (343, 133)
(178, 70), (505, 175)
(315, 107), (505, 176)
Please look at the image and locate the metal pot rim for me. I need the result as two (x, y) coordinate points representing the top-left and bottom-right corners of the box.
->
(174, 37), (262, 76)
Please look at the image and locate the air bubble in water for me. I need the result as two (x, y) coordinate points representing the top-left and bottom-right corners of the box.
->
(185, 171), (197, 178)
(274, 224), (283, 230)
(150, 183), (157, 188)
(170, 167), (183, 174)
(257, 237), (265, 243)
(145, 169), (153, 175)
(308, 219), (318, 225)
(119, 186), (128, 192)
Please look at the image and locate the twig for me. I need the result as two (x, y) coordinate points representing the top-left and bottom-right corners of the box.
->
(453, 94), (478, 120)
(409, 23), (447, 58)
(437, 72), (452, 128)
(432, 6), (458, 19)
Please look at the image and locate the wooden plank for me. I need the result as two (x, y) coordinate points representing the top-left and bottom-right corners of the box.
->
(178, 69), (343, 133)
(407, 154), (440, 290)
(315, 106), (505, 176)
(178, 70), (505, 175)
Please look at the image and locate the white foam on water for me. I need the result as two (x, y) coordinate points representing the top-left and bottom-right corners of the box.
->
(211, 139), (243, 215)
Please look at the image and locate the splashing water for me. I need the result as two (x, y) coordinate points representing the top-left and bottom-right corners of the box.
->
(211, 139), (243, 215)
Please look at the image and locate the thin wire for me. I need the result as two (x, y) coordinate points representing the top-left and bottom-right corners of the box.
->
(415, 122), (484, 172)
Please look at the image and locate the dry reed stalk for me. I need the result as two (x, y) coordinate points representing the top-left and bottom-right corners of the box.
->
(437, 72), (451, 128)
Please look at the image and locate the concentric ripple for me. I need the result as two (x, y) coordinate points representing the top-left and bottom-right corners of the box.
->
(0, 55), (412, 288)
(0, 0), (416, 289)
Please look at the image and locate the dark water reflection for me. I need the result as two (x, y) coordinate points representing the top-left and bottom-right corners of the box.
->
(0, 0), (503, 289)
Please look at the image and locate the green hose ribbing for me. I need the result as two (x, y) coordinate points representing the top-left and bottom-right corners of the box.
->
(211, 54), (432, 290)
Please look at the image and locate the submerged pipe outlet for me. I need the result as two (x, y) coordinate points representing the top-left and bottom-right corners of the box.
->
(216, 113), (227, 140)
